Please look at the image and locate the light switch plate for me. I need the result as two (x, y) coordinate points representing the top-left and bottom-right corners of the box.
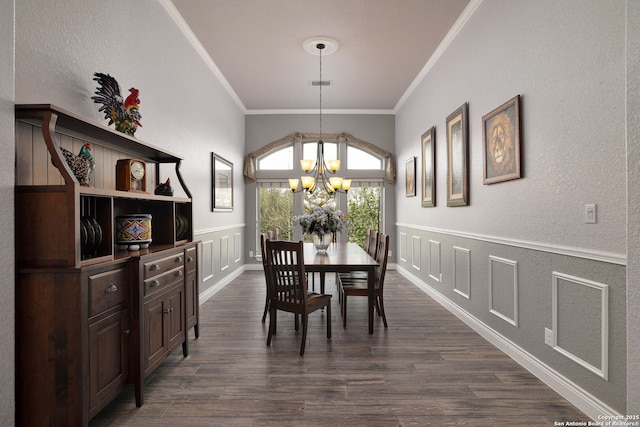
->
(585, 204), (597, 224)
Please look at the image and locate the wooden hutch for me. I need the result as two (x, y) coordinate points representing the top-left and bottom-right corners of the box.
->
(14, 104), (200, 426)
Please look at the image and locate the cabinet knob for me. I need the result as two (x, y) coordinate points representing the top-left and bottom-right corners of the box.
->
(122, 329), (130, 335)
(163, 307), (174, 314)
(175, 270), (183, 277)
(105, 283), (118, 293)
(150, 264), (160, 271)
(187, 256), (194, 263)
(150, 280), (160, 288)
(175, 256), (183, 263)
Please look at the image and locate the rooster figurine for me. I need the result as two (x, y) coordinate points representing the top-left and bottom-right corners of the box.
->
(79, 143), (95, 176)
(55, 143), (95, 186)
(91, 72), (142, 136)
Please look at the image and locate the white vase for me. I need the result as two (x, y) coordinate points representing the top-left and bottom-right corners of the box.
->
(312, 233), (332, 254)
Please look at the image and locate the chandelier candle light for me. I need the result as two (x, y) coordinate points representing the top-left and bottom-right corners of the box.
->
(289, 39), (351, 196)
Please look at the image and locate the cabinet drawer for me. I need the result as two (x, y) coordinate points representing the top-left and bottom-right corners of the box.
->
(144, 253), (184, 279)
(89, 267), (129, 316)
(144, 266), (184, 297)
(185, 247), (197, 275)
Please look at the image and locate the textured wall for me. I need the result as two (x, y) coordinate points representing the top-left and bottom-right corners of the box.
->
(626, 0), (640, 416)
(396, 0), (625, 255)
(15, 0), (245, 234)
(395, 0), (628, 416)
(0, 0), (14, 423)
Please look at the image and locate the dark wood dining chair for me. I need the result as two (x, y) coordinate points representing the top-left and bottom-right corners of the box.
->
(338, 229), (378, 303)
(264, 239), (332, 355)
(260, 232), (271, 322)
(339, 232), (389, 328)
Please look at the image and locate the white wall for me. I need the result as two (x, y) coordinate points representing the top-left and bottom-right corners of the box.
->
(0, 0), (15, 424)
(396, 0), (625, 256)
(15, 0), (246, 233)
(626, 0), (640, 416)
(395, 0), (629, 416)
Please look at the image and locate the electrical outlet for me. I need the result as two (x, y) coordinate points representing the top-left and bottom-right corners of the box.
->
(585, 203), (597, 224)
(544, 328), (554, 346)
(249, 251), (254, 258)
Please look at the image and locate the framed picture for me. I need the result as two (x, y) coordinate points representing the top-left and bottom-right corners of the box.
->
(405, 156), (416, 197)
(211, 153), (233, 211)
(421, 126), (436, 207)
(482, 95), (522, 184)
(446, 103), (469, 207)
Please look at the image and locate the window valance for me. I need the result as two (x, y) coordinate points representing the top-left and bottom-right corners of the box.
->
(243, 132), (396, 183)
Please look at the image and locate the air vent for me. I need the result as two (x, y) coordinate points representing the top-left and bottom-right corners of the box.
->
(310, 80), (332, 87)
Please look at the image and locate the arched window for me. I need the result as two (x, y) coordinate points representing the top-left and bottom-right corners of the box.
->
(347, 145), (383, 170)
(257, 145), (294, 170)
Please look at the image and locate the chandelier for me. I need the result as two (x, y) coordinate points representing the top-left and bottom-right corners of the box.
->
(289, 41), (351, 195)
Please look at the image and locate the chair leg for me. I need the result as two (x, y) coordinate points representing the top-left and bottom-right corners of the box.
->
(300, 314), (308, 356)
(342, 294), (348, 328)
(326, 303), (332, 339)
(378, 294), (388, 328)
(267, 308), (276, 346)
(262, 296), (269, 322)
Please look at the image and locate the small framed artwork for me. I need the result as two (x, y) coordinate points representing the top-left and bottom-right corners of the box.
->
(211, 153), (233, 211)
(405, 156), (416, 197)
(482, 95), (522, 184)
(421, 126), (436, 207)
(446, 103), (469, 207)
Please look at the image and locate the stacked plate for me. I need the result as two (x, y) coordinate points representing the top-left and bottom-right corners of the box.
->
(80, 216), (102, 259)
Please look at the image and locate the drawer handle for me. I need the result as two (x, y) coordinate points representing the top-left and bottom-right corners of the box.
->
(175, 270), (183, 277)
(150, 280), (160, 288)
(187, 256), (194, 263)
(150, 264), (160, 271)
(105, 283), (118, 293)
(175, 256), (183, 263)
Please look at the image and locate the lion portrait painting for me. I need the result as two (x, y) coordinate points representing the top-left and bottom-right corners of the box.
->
(482, 95), (521, 184)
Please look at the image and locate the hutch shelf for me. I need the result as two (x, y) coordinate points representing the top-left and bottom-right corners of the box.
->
(15, 104), (200, 426)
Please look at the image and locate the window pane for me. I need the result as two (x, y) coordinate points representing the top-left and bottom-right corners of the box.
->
(303, 142), (338, 163)
(346, 186), (382, 248)
(258, 146), (294, 170)
(347, 146), (382, 170)
(258, 188), (294, 240)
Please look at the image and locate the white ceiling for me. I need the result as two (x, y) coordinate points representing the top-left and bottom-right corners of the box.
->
(168, 0), (471, 113)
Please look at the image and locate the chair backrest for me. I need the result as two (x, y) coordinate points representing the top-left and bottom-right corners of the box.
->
(374, 233), (390, 290)
(265, 240), (309, 309)
(367, 230), (379, 259)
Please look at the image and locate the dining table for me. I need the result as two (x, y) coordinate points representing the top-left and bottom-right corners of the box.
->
(303, 242), (379, 334)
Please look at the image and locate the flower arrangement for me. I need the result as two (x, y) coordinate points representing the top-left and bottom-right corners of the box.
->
(293, 203), (347, 235)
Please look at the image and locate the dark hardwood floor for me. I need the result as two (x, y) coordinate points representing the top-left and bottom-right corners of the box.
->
(91, 270), (588, 426)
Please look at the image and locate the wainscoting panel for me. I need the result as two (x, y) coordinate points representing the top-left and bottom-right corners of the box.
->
(394, 224), (626, 415)
(428, 240), (442, 283)
(412, 235), (421, 271)
(234, 232), (242, 263)
(453, 246), (471, 299)
(201, 239), (214, 282)
(196, 226), (244, 296)
(220, 235), (230, 272)
(399, 232), (407, 263)
(489, 256), (518, 327)
(552, 272), (609, 380)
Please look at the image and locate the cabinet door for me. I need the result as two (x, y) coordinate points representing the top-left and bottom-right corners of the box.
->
(167, 285), (185, 351)
(89, 309), (129, 414)
(185, 271), (198, 331)
(143, 295), (168, 375)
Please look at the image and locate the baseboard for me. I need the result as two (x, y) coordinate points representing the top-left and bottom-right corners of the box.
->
(396, 265), (620, 421)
